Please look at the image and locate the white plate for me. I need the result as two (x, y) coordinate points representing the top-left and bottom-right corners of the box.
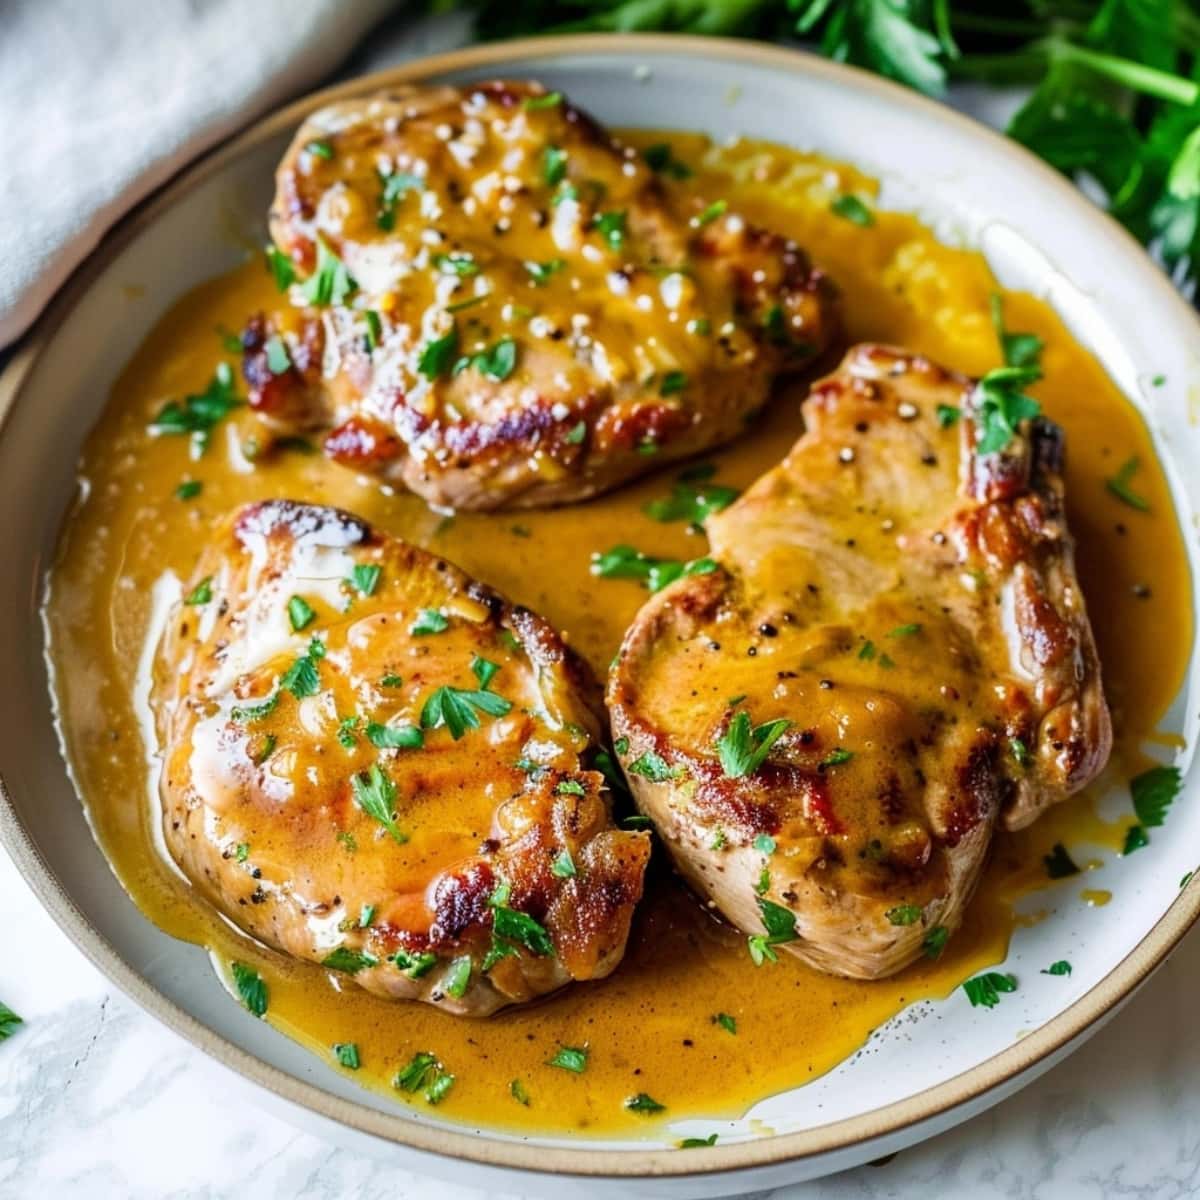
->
(2, 34), (1199, 1198)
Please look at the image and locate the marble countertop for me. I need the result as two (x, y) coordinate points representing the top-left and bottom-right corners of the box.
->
(2, 853), (1199, 1200)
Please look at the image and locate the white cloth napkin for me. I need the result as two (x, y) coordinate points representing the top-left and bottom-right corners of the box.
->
(0, 0), (398, 348)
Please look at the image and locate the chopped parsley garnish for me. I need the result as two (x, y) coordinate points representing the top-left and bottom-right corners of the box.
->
(714, 1012), (737, 1035)
(523, 90), (563, 110)
(551, 849), (577, 878)
(0, 1002), (22, 1041)
(411, 608), (449, 636)
(1010, 736), (1032, 768)
(989, 292), (1044, 369)
(831, 194), (874, 225)
(349, 563), (381, 596)
(962, 971), (1017, 1009)
(350, 763), (407, 844)
(886, 904), (922, 926)
(643, 142), (691, 178)
(542, 144), (568, 185)
(527, 258), (566, 285)
(235, 842), (250, 863)
(184, 577), (213, 606)
(679, 1134), (718, 1149)
(858, 640), (877, 660)
(433, 252), (479, 278)
(625, 1092), (666, 1114)
(626, 749), (680, 782)
(418, 325), (460, 379)
(392, 949), (438, 978)
(380, 673), (403, 688)
(555, 779), (586, 797)
(300, 238), (356, 307)
(468, 336), (518, 382)
(149, 362), (242, 455)
(753, 833), (776, 854)
(936, 403), (961, 428)
(336, 831), (357, 853)
(692, 199), (728, 227)
(716, 711), (791, 779)
(359, 904), (376, 927)
(889, 623), (922, 638)
(333, 1042), (360, 1069)
(287, 595), (316, 632)
(594, 210), (627, 251)
(230, 693), (280, 723)
(564, 419), (587, 445)
(710, 829), (727, 850)
(1041, 960), (1072, 976)
(755, 866), (770, 895)
(306, 138), (334, 160)
(280, 637), (325, 699)
(748, 896), (797, 965)
(444, 955), (473, 999)
(547, 1045), (588, 1073)
(922, 925), (949, 959)
(974, 366), (1042, 455)
(376, 170), (424, 232)
(1132, 764), (1182, 828)
(491, 905), (555, 958)
(321, 946), (378, 974)
(337, 716), (359, 749)
(821, 748), (854, 767)
(659, 370), (689, 396)
(1106, 456), (1150, 512)
(1043, 842), (1081, 879)
(231, 962), (267, 1017)
(1123, 823), (1149, 854)
(264, 335), (291, 374)
(265, 245), (295, 291)
(365, 722), (423, 750)
(175, 479), (202, 501)
(510, 1078), (531, 1105)
(421, 683), (512, 740)
(592, 544), (718, 592)
(643, 471), (738, 525)
(622, 814), (652, 829)
(393, 1052), (455, 1104)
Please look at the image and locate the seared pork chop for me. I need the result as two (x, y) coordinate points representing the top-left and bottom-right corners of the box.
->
(153, 500), (649, 1015)
(608, 344), (1111, 979)
(245, 81), (838, 509)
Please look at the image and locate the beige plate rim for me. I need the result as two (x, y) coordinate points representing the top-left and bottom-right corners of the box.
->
(3, 32), (1200, 1182)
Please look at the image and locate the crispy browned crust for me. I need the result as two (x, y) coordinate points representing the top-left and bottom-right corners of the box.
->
(607, 344), (1110, 979)
(154, 500), (648, 1014)
(244, 80), (840, 510)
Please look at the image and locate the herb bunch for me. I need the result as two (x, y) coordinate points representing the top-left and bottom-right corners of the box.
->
(451, 0), (1200, 299)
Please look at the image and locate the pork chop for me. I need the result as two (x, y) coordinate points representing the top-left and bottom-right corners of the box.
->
(607, 344), (1111, 979)
(153, 500), (649, 1014)
(244, 80), (839, 509)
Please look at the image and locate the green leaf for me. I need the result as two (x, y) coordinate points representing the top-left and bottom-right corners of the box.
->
(322, 946), (379, 974)
(510, 1078), (531, 1105)
(1043, 842), (1081, 879)
(411, 608), (449, 636)
(625, 1092), (666, 1114)
(421, 684), (513, 740)
(989, 292), (1044, 369)
(280, 639), (325, 699)
(306, 138), (334, 160)
(265, 245), (296, 291)
(526, 258), (566, 286)
(175, 479), (202, 501)
(592, 544), (719, 592)
(714, 1012), (736, 1034)
(301, 239), (356, 307)
(831, 194), (874, 226)
(542, 144), (568, 185)
(962, 971), (1017, 1009)
(923, 925), (949, 959)
(444, 955), (473, 999)
(753, 833), (776, 854)
(418, 326), (460, 379)
(392, 948), (438, 978)
(350, 564), (381, 596)
(230, 693), (280, 723)
(471, 336), (518, 382)
(264, 335), (291, 374)
(365, 721), (423, 750)
(821, 748), (854, 767)
(493, 905), (555, 957)
(337, 715), (359, 749)
(594, 210), (627, 250)
(936, 404), (961, 428)
(0, 1001), (23, 1041)
(524, 90), (563, 110)
(333, 1042), (360, 1069)
(886, 904), (922, 926)
(288, 595), (316, 632)
(394, 1051), (438, 1092)
(679, 1133), (718, 1149)
(888, 623), (922, 638)
(380, 673), (403, 688)
(184, 577), (213, 606)
(1123, 822), (1150, 854)
(433, 252), (479, 278)
(149, 364), (242, 453)
(350, 763), (407, 844)
(359, 904), (376, 927)
(643, 472), (738, 524)
(1132, 764), (1182, 828)
(693, 199), (728, 227)
(231, 962), (267, 1017)
(716, 711), (791, 779)
(974, 365), (1042, 455)
(659, 370), (689, 396)
(376, 170), (424, 231)
(626, 749), (680, 782)
(548, 1045), (588, 1073)
(644, 142), (692, 178)
(1041, 960), (1072, 977)
(1106, 457), (1151, 511)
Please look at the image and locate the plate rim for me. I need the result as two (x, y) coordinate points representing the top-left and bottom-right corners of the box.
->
(3, 31), (1200, 1182)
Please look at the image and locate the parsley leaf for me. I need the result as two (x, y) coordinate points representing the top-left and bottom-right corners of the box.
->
(644, 142), (691, 178)
(974, 365), (1042, 455)
(350, 764), (407, 844)
(714, 1012), (736, 1035)
(643, 471), (739, 524)
(333, 1042), (360, 1069)
(625, 1092), (666, 1114)
(418, 326), (460, 379)
(885, 904), (922, 926)
(365, 722), (423, 750)
(377, 170), (424, 231)
(1106, 457), (1151, 511)
(716, 711), (791, 779)
(922, 925), (949, 959)
(1043, 842), (1081, 879)
(626, 749), (680, 782)
(962, 971), (1017, 1009)
(592, 544), (719, 592)
(831, 194), (874, 226)
(1123, 823), (1150, 854)
(433, 252), (479, 278)
(1042, 960), (1072, 977)
(280, 638), (325, 699)
(287, 595), (316, 632)
(411, 608), (449, 636)
(548, 1045), (588, 1073)
(301, 239), (356, 307)
(989, 292), (1044, 369)
(231, 962), (267, 1016)
(0, 1001), (23, 1041)
(349, 564), (381, 596)
(443, 955), (473, 999)
(265, 245), (295, 291)
(527, 258), (566, 285)
(149, 363), (242, 455)
(184, 577), (213, 606)
(594, 210), (627, 250)
(421, 684), (512, 740)
(748, 896), (797, 965)
(322, 946), (379, 974)
(1132, 764), (1182, 828)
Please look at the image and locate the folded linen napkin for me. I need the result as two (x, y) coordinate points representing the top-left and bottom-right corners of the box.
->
(0, 0), (397, 348)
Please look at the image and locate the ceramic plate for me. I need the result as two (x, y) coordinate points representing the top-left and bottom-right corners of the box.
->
(2, 35), (1199, 1198)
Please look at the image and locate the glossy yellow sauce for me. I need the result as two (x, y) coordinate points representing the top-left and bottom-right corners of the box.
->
(45, 132), (1192, 1137)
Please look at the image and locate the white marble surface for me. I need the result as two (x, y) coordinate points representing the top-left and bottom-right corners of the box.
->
(2, 854), (1199, 1200)
(4, 14), (1199, 1200)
